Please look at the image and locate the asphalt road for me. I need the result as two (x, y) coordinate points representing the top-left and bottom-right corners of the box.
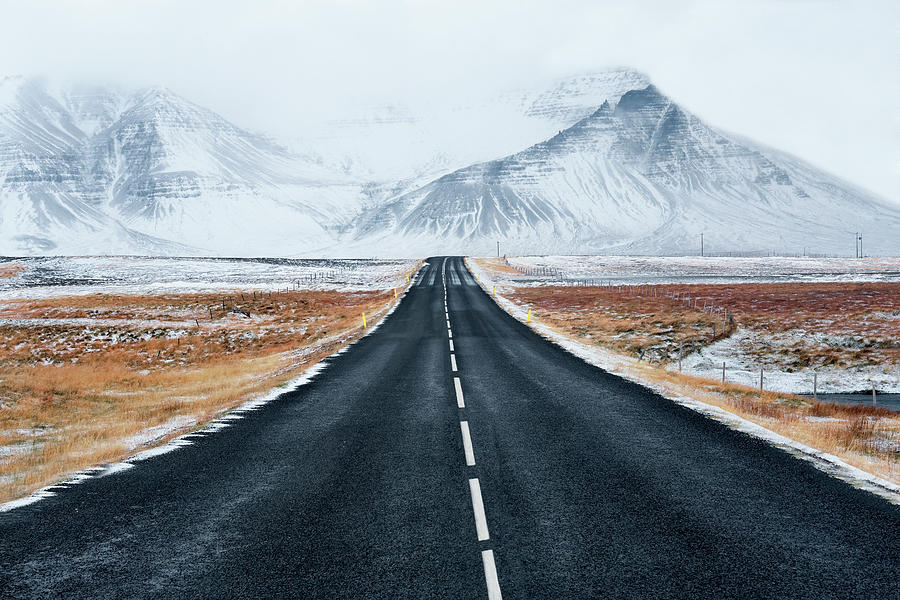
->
(1, 256), (898, 599)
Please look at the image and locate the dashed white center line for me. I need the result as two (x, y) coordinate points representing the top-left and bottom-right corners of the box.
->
(468, 478), (490, 541)
(481, 550), (503, 600)
(444, 258), (503, 600)
(460, 420), (475, 466)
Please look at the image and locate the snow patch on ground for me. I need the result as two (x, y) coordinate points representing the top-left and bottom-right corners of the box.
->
(497, 255), (900, 285)
(123, 415), (197, 452)
(0, 256), (416, 300)
(479, 256), (899, 394)
(467, 258), (900, 505)
(0, 261), (425, 513)
(680, 329), (900, 393)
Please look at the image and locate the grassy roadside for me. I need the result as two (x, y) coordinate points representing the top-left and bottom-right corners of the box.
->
(0, 280), (412, 505)
(470, 258), (900, 487)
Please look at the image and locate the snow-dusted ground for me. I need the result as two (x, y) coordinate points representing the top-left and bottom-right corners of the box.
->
(476, 256), (900, 394)
(0, 256), (417, 299)
(0, 260), (425, 512)
(681, 329), (900, 394)
(466, 258), (900, 503)
(498, 255), (900, 285)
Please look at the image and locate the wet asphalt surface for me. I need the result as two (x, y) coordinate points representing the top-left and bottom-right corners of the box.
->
(1, 256), (898, 599)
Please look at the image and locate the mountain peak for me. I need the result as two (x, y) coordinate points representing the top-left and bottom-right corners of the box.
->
(578, 67), (649, 84)
(132, 85), (193, 108)
(615, 84), (668, 113)
(116, 85), (228, 133)
(520, 68), (653, 125)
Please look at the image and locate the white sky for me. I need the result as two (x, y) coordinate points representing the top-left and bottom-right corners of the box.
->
(1, 0), (897, 200)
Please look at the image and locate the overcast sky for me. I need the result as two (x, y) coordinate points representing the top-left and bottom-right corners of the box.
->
(1, 0), (897, 200)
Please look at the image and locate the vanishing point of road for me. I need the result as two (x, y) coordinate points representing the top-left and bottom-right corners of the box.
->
(1, 257), (898, 599)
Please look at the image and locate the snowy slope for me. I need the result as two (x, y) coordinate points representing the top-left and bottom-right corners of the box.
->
(291, 68), (651, 186)
(1, 70), (657, 256)
(0, 76), (189, 254)
(85, 87), (367, 255)
(356, 85), (900, 257)
(0, 78), (369, 256)
(1, 71), (897, 257)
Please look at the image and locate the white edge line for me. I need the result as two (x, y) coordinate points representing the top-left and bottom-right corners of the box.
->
(451, 354), (458, 372)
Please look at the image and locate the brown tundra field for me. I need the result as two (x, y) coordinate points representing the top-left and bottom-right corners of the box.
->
(507, 281), (900, 370)
(473, 258), (900, 488)
(0, 288), (397, 505)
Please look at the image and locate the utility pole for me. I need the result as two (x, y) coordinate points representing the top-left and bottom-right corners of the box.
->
(700, 233), (704, 257)
(855, 232), (859, 258)
(497, 241), (500, 258)
(859, 233), (863, 258)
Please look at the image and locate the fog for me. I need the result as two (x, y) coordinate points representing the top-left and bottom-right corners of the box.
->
(1, 0), (896, 199)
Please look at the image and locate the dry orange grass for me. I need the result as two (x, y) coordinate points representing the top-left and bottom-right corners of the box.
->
(497, 282), (900, 485)
(509, 286), (727, 363)
(0, 288), (397, 504)
(0, 263), (25, 278)
(478, 258), (523, 275)
(507, 282), (900, 370)
(658, 282), (900, 369)
(630, 365), (899, 485)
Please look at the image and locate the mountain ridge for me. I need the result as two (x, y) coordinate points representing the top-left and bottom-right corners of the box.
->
(352, 83), (899, 257)
(1, 72), (898, 257)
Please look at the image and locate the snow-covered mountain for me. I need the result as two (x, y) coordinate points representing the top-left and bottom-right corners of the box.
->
(0, 77), (187, 254)
(0, 77), (363, 255)
(1, 71), (898, 257)
(356, 84), (900, 256)
(291, 68), (650, 186)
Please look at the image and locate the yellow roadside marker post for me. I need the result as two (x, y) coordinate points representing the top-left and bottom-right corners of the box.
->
(527, 309), (531, 322)
(362, 312), (367, 327)
(492, 286), (496, 297)
(394, 288), (397, 298)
